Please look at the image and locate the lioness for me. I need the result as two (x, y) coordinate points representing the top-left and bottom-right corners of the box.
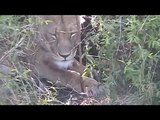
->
(23, 15), (103, 97)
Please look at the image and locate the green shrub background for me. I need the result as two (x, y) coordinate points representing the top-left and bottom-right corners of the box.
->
(0, 15), (160, 105)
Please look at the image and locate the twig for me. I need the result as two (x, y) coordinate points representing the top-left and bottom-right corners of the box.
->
(0, 37), (24, 64)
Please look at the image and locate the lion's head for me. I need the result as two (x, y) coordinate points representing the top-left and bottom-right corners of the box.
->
(35, 15), (84, 69)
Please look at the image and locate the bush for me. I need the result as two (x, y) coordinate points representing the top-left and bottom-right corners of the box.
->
(1, 15), (160, 105)
(0, 16), (59, 105)
(82, 15), (160, 105)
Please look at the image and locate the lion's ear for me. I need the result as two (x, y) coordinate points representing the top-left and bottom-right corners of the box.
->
(79, 15), (86, 24)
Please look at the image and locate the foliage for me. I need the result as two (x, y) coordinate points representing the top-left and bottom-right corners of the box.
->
(1, 15), (160, 105)
(0, 15), (58, 105)
(82, 15), (160, 104)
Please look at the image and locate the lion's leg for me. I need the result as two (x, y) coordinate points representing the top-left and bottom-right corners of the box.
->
(69, 59), (100, 81)
(34, 60), (100, 96)
(33, 60), (83, 93)
(69, 59), (85, 75)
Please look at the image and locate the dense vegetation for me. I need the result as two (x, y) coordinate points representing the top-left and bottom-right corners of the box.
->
(0, 15), (160, 105)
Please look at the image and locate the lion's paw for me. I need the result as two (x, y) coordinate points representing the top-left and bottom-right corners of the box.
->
(82, 77), (106, 97)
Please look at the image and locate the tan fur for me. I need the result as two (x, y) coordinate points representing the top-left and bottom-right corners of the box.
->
(11, 16), (102, 96)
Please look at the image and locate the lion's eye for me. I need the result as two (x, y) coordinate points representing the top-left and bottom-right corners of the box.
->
(71, 32), (76, 39)
(49, 33), (57, 40)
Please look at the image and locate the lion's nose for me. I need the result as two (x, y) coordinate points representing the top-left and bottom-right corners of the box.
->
(58, 53), (70, 59)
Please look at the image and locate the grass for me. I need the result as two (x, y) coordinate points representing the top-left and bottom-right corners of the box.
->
(1, 15), (160, 105)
